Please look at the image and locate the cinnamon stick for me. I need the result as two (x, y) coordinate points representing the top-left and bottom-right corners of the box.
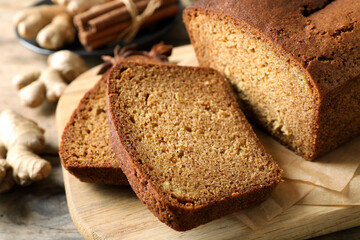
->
(83, 4), (179, 50)
(76, 0), (178, 32)
(80, 3), (177, 43)
(74, 0), (144, 31)
(84, 33), (119, 50)
(79, 21), (130, 43)
(141, 4), (179, 28)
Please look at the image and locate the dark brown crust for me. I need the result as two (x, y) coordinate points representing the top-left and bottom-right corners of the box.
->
(59, 73), (129, 186)
(187, 0), (360, 93)
(65, 165), (128, 185)
(107, 63), (282, 231)
(314, 75), (360, 158)
(183, 0), (360, 160)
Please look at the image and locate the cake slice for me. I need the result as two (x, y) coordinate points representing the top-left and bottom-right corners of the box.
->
(60, 43), (172, 185)
(60, 72), (129, 185)
(183, 0), (360, 160)
(107, 63), (282, 230)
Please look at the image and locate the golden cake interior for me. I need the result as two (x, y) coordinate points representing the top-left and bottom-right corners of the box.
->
(61, 79), (120, 168)
(110, 64), (281, 203)
(185, 11), (318, 160)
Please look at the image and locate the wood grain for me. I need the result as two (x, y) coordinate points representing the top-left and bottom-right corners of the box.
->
(0, 155), (82, 240)
(62, 169), (360, 240)
(56, 47), (360, 240)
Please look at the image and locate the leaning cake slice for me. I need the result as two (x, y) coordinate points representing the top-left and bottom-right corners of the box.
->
(107, 63), (282, 231)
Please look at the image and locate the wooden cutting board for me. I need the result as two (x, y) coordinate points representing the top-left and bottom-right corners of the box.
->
(56, 45), (360, 240)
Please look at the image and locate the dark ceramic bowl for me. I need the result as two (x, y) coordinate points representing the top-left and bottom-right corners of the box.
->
(15, 0), (181, 56)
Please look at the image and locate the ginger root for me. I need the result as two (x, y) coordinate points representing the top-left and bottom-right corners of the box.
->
(53, 0), (112, 15)
(17, 76), (47, 107)
(42, 68), (69, 102)
(14, 5), (66, 39)
(0, 109), (45, 153)
(0, 143), (14, 193)
(36, 13), (76, 50)
(14, 5), (76, 50)
(17, 68), (67, 107)
(0, 159), (14, 193)
(0, 110), (51, 191)
(7, 146), (52, 186)
(0, 143), (7, 183)
(48, 50), (88, 82)
(13, 50), (88, 108)
(12, 71), (41, 90)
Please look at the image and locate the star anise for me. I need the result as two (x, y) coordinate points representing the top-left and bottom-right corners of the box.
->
(97, 42), (173, 75)
(142, 42), (173, 62)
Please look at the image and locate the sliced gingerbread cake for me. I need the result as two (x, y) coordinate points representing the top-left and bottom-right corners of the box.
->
(107, 63), (282, 230)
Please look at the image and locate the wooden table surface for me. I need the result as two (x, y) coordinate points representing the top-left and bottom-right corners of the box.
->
(0, 1), (359, 239)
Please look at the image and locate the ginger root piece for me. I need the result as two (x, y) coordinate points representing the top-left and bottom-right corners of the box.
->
(0, 159), (15, 193)
(0, 143), (14, 193)
(13, 50), (88, 108)
(0, 143), (6, 159)
(0, 143), (7, 183)
(7, 146), (52, 186)
(14, 5), (66, 39)
(48, 50), (88, 82)
(12, 71), (41, 90)
(18, 79), (47, 108)
(0, 109), (45, 152)
(36, 13), (76, 50)
(17, 68), (67, 106)
(17, 13), (46, 39)
(0, 143), (15, 193)
(0, 110), (51, 188)
(0, 161), (6, 184)
(53, 0), (112, 15)
(40, 68), (68, 102)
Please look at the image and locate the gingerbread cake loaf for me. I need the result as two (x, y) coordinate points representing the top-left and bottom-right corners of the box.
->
(183, 0), (360, 160)
(107, 63), (282, 231)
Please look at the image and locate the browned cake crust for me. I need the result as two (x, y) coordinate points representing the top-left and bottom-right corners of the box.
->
(183, 0), (360, 160)
(60, 73), (129, 185)
(107, 63), (282, 231)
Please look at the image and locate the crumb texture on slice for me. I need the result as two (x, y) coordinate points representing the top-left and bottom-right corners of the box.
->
(60, 75), (128, 185)
(107, 63), (282, 230)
